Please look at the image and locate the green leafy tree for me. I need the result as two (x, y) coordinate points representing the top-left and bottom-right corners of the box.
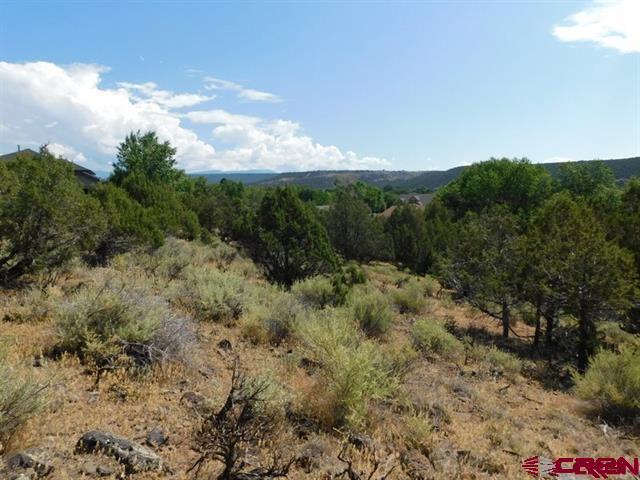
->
(110, 131), (181, 186)
(438, 158), (552, 218)
(557, 161), (615, 198)
(0, 148), (105, 285)
(251, 187), (336, 286)
(423, 199), (453, 273)
(440, 205), (524, 337)
(529, 193), (637, 371)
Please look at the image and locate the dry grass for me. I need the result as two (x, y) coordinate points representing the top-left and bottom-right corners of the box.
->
(0, 255), (637, 479)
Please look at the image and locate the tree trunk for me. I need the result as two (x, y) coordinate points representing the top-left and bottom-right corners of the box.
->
(501, 300), (510, 338)
(532, 296), (542, 350)
(544, 309), (556, 349)
(577, 305), (594, 374)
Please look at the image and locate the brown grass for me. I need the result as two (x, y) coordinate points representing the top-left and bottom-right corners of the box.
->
(0, 257), (637, 479)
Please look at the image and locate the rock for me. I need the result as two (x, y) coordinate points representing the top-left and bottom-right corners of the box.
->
(146, 427), (168, 448)
(400, 450), (435, 480)
(217, 339), (232, 351)
(10, 473), (33, 480)
(6, 449), (54, 477)
(347, 433), (373, 451)
(428, 439), (458, 475)
(75, 431), (163, 474)
(296, 441), (326, 473)
(80, 461), (115, 477)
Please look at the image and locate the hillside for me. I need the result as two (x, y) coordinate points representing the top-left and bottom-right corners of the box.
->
(2, 239), (636, 479)
(191, 157), (640, 190)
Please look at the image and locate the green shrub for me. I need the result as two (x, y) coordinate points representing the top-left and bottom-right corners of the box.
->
(411, 319), (463, 359)
(297, 310), (398, 428)
(261, 293), (303, 344)
(2, 287), (56, 323)
(392, 279), (427, 314)
(0, 149), (105, 286)
(574, 347), (640, 417)
(0, 346), (46, 442)
(175, 266), (250, 324)
(423, 276), (440, 297)
(350, 291), (393, 337)
(292, 275), (339, 308)
(56, 273), (193, 368)
(470, 345), (522, 378)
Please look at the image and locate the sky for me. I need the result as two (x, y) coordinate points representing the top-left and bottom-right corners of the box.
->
(0, 0), (638, 173)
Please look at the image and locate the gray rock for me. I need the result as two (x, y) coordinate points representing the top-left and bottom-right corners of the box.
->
(217, 339), (232, 351)
(296, 441), (326, 473)
(347, 433), (373, 451)
(75, 431), (163, 474)
(80, 461), (116, 477)
(145, 427), (168, 448)
(6, 449), (54, 477)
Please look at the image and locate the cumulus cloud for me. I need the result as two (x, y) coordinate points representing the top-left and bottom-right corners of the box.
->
(47, 142), (87, 164)
(553, 0), (640, 53)
(204, 76), (281, 103)
(0, 61), (387, 172)
(188, 109), (389, 171)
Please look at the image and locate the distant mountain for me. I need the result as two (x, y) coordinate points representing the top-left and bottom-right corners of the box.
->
(189, 157), (640, 190)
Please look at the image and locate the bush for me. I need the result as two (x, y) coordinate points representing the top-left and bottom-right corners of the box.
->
(411, 319), (463, 359)
(56, 273), (193, 369)
(297, 310), (398, 428)
(470, 345), (522, 378)
(350, 291), (393, 337)
(174, 266), (250, 324)
(574, 347), (640, 418)
(392, 279), (427, 314)
(2, 287), (56, 323)
(292, 276), (339, 309)
(0, 347), (46, 442)
(0, 149), (105, 286)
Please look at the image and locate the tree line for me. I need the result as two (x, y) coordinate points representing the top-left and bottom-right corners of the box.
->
(1, 132), (638, 372)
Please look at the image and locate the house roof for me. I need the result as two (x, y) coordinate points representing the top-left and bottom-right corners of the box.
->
(0, 148), (98, 177)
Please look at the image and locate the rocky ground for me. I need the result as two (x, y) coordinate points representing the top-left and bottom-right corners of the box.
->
(0, 251), (637, 480)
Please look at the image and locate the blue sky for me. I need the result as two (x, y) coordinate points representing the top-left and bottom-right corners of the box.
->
(0, 1), (638, 172)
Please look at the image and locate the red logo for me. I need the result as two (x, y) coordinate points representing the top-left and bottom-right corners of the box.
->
(521, 456), (640, 478)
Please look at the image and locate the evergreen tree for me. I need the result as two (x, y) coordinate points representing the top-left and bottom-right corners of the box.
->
(251, 187), (336, 286)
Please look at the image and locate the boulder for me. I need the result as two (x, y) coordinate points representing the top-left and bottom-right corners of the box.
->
(146, 427), (168, 448)
(75, 431), (163, 474)
(5, 449), (53, 477)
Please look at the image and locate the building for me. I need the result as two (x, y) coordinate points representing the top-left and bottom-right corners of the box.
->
(0, 148), (100, 190)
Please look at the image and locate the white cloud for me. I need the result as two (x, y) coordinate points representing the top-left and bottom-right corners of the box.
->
(553, 0), (640, 53)
(0, 61), (387, 172)
(117, 81), (215, 108)
(204, 76), (281, 103)
(47, 142), (87, 163)
(188, 109), (390, 171)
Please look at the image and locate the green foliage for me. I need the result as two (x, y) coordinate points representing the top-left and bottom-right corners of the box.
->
(440, 205), (524, 337)
(385, 205), (428, 273)
(557, 161), (615, 198)
(251, 187), (336, 286)
(422, 199), (453, 273)
(326, 188), (391, 261)
(529, 192), (637, 371)
(0, 148), (105, 285)
(438, 158), (552, 217)
(245, 292), (303, 345)
(174, 266), (250, 324)
(471, 345), (522, 378)
(392, 278), (428, 314)
(55, 273), (192, 368)
(297, 310), (399, 428)
(90, 183), (164, 263)
(574, 346), (640, 418)
(0, 346), (46, 442)
(350, 289), (393, 337)
(411, 319), (463, 359)
(110, 131), (182, 186)
(292, 275), (341, 308)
